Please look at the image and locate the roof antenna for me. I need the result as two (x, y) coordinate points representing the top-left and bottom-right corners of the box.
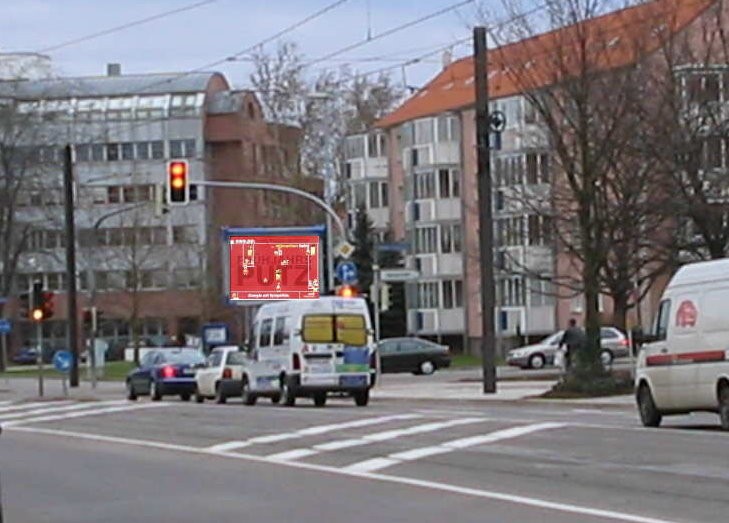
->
(366, 0), (372, 40)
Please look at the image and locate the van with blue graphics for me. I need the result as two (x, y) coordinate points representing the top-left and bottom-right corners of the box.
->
(247, 297), (376, 407)
(636, 259), (729, 430)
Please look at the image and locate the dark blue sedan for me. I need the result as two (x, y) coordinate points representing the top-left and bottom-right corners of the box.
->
(126, 349), (205, 401)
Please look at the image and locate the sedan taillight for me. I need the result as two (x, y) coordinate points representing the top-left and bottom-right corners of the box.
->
(161, 365), (175, 378)
(293, 353), (301, 370)
(222, 367), (232, 379)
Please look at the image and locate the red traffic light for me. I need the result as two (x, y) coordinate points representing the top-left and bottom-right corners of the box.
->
(167, 160), (189, 205)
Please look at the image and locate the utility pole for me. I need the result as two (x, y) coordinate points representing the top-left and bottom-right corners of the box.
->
(63, 144), (80, 387)
(474, 26), (497, 394)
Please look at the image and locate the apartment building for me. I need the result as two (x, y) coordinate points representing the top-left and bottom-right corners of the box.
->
(370, 0), (725, 354)
(1, 61), (321, 353)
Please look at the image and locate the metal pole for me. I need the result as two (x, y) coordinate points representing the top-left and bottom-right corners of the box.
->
(326, 213), (335, 292)
(0, 334), (7, 374)
(373, 265), (381, 343)
(63, 144), (80, 387)
(36, 321), (43, 397)
(474, 27), (497, 394)
(90, 306), (97, 389)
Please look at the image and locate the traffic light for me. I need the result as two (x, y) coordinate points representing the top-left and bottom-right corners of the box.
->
(41, 292), (54, 320)
(31, 282), (44, 321)
(336, 285), (357, 298)
(18, 292), (30, 319)
(167, 160), (189, 205)
(83, 307), (101, 333)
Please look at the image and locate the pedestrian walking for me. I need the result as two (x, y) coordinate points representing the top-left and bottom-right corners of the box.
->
(559, 318), (585, 372)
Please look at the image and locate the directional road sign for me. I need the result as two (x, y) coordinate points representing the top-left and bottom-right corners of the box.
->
(0, 319), (11, 334)
(380, 269), (420, 282)
(53, 350), (73, 373)
(336, 261), (358, 284)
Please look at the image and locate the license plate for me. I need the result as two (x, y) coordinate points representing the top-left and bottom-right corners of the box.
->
(182, 369), (195, 376)
(340, 375), (366, 387)
(307, 364), (331, 374)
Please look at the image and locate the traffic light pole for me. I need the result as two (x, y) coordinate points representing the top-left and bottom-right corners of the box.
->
(36, 320), (43, 397)
(63, 144), (81, 387)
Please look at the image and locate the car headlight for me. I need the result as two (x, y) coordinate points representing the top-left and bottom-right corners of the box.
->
(509, 350), (525, 358)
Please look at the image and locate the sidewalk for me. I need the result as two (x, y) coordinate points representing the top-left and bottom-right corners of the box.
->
(0, 377), (122, 402)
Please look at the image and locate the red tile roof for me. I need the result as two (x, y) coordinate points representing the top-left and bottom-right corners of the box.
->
(377, 0), (716, 128)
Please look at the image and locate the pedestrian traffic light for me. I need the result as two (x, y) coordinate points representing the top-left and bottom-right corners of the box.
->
(336, 285), (357, 298)
(18, 292), (30, 319)
(167, 160), (189, 205)
(41, 292), (54, 320)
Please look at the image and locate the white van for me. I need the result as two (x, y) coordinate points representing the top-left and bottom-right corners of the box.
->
(247, 297), (376, 407)
(636, 259), (729, 430)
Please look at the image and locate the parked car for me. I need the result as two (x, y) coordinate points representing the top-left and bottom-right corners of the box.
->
(506, 327), (629, 369)
(126, 348), (205, 401)
(377, 337), (451, 375)
(11, 347), (55, 365)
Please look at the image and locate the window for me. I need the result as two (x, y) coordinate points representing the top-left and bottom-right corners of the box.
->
(345, 136), (365, 159)
(416, 282), (439, 308)
(170, 139), (196, 158)
(354, 184), (367, 209)
(654, 299), (671, 341)
(209, 352), (223, 368)
(440, 224), (461, 253)
(75, 144), (91, 162)
(415, 226), (437, 253)
(439, 169), (451, 198)
(151, 141), (164, 159)
(135, 142), (150, 160)
(301, 314), (367, 346)
(414, 171), (436, 199)
(273, 317), (290, 346)
(539, 154), (550, 184)
(123, 186), (137, 203)
(369, 182), (380, 208)
(91, 144), (104, 161)
(259, 319), (273, 347)
(499, 277), (525, 306)
(381, 182), (388, 207)
(529, 279), (554, 306)
(527, 153), (538, 184)
(442, 280), (463, 309)
(106, 143), (120, 161)
(704, 136), (723, 170)
(302, 315), (334, 343)
(107, 186), (121, 203)
(335, 315), (366, 346)
(121, 142), (134, 160)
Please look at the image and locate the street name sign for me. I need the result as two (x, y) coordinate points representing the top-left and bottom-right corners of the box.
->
(380, 269), (420, 282)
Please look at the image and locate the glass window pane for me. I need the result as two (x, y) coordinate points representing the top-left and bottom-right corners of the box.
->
(259, 319), (273, 347)
(302, 315), (334, 343)
(335, 315), (366, 346)
(121, 142), (134, 160)
(151, 141), (164, 159)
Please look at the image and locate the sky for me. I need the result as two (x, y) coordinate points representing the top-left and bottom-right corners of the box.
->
(0, 0), (508, 90)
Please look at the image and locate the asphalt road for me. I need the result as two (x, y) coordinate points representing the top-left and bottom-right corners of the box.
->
(1, 394), (727, 523)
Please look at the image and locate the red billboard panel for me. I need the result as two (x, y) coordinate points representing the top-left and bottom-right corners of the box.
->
(228, 235), (320, 301)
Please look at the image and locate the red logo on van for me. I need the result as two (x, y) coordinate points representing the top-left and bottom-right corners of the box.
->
(676, 300), (698, 328)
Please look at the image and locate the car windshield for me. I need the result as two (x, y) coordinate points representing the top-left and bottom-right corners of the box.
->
(162, 351), (205, 364)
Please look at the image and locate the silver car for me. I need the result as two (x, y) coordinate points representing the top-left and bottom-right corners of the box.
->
(506, 327), (629, 369)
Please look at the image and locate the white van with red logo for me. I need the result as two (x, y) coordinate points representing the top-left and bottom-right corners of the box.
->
(636, 259), (729, 430)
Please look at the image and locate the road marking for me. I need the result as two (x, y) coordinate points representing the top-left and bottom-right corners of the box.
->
(3, 402), (169, 427)
(206, 413), (422, 453)
(342, 422), (567, 473)
(265, 417), (486, 461)
(0, 401), (75, 414)
(7, 425), (682, 523)
(0, 400), (127, 421)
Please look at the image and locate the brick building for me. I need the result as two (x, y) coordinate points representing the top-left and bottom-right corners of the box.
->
(0, 62), (322, 356)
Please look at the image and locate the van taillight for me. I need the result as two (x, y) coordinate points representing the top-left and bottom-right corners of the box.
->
(222, 367), (232, 379)
(293, 354), (301, 370)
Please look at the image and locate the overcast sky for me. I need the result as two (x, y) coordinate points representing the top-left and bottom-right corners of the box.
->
(0, 0), (507, 89)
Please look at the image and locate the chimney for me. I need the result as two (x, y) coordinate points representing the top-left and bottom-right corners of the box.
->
(442, 50), (453, 69)
(107, 63), (121, 76)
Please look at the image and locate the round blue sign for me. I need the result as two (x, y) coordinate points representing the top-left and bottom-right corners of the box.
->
(52, 350), (73, 373)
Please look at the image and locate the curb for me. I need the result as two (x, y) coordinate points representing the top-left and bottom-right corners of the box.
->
(370, 393), (635, 410)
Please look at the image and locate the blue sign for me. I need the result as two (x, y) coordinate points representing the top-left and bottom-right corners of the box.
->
(202, 323), (229, 345)
(53, 351), (73, 373)
(336, 261), (358, 284)
(0, 319), (11, 334)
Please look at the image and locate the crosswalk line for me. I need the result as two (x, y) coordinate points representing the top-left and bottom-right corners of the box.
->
(206, 413), (423, 453)
(263, 417), (487, 462)
(3, 402), (169, 427)
(0, 400), (127, 421)
(342, 422), (567, 473)
(0, 401), (75, 414)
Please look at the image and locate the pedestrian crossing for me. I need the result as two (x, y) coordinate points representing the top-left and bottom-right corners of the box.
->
(207, 413), (567, 474)
(0, 399), (169, 428)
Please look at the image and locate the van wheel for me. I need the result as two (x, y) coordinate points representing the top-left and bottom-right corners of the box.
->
(354, 389), (369, 407)
(719, 384), (729, 431)
(637, 384), (662, 428)
(529, 354), (546, 370)
(271, 394), (281, 404)
(313, 393), (327, 407)
(280, 377), (296, 407)
(242, 377), (257, 406)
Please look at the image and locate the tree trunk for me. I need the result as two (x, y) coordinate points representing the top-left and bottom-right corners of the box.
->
(612, 292), (629, 333)
(579, 250), (604, 377)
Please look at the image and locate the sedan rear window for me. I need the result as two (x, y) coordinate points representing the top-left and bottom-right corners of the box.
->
(226, 352), (248, 365)
(163, 351), (205, 364)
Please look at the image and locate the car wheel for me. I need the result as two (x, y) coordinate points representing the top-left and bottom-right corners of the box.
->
(242, 377), (257, 406)
(150, 380), (162, 401)
(719, 383), (729, 431)
(637, 384), (662, 428)
(194, 389), (205, 403)
(528, 354), (546, 370)
(419, 360), (435, 376)
(280, 377), (296, 407)
(354, 389), (369, 407)
(126, 380), (138, 401)
(215, 383), (227, 404)
(600, 350), (614, 367)
(313, 393), (327, 407)
(180, 393), (191, 402)
(271, 394), (281, 404)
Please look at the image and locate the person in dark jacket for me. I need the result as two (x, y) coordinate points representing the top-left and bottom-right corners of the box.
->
(559, 318), (586, 371)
